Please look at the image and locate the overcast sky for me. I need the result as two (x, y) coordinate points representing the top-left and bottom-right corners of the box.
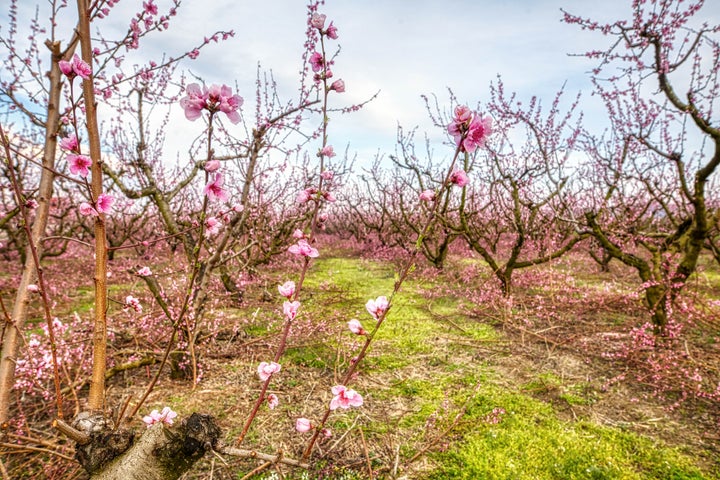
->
(5, 0), (720, 166)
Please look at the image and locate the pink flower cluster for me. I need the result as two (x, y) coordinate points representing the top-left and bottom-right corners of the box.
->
(329, 385), (363, 410)
(447, 105), (492, 153)
(142, 406), (177, 428)
(79, 193), (115, 217)
(257, 361), (281, 382)
(180, 83), (243, 124)
(59, 54), (92, 80)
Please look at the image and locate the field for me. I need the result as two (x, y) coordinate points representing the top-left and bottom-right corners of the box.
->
(4, 240), (718, 479)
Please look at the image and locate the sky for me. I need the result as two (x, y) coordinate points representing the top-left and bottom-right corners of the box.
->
(4, 0), (720, 167)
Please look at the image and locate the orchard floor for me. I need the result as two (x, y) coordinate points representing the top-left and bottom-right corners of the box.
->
(4, 247), (720, 479)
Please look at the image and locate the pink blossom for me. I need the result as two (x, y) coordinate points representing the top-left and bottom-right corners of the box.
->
(204, 216), (221, 237)
(68, 154), (92, 177)
(323, 191), (336, 203)
(448, 110), (492, 153)
(79, 202), (98, 217)
(295, 418), (312, 433)
(329, 385), (363, 410)
(143, 0), (158, 15)
(278, 280), (296, 299)
(204, 160), (221, 172)
(449, 170), (469, 188)
(292, 229), (306, 239)
(58, 59), (73, 76)
(25, 199), (39, 209)
(180, 83), (243, 124)
(348, 319), (366, 335)
(283, 301), (300, 321)
(288, 239), (319, 258)
(125, 295), (142, 313)
(267, 394), (279, 410)
(180, 83), (206, 121)
(96, 194), (115, 214)
(330, 79), (345, 92)
(60, 134), (79, 152)
(453, 105), (473, 123)
(321, 428), (332, 438)
(310, 13), (326, 29)
(204, 173), (228, 202)
(309, 52), (324, 72)
(419, 189), (436, 202)
(463, 115), (492, 153)
(257, 361), (281, 382)
(137, 266), (152, 276)
(325, 22), (338, 39)
(297, 188), (316, 204)
(59, 54), (92, 80)
(320, 145), (336, 158)
(188, 49), (200, 59)
(27, 284), (40, 293)
(321, 170), (334, 181)
(142, 406), (177, 428)
(366, 295), (389, 320)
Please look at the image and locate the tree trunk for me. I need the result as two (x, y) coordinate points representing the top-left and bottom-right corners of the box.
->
(77, 413), (220, 480)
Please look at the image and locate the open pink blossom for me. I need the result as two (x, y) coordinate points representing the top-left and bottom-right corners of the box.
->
(79, 202), (98, 217)
(137, 266), (152, 276)
(310, 13), (326, 29)
(325, 22), (338, 39)
(288, 239), (319, 258)
(125, 295), (142, 313)
(309, 52), (324, 72)
(348, 319), (366, 335)
(204, 173), (228, 202)
(295, 418), (312, 433)
(419, 189), (436, 202)
(330, 79), (345, 92)
(142, 406), (177, 428)
(283, 300), (300, 321)
(321, 170), (334, 181)
(60, 134), (79, 152)
(292, 229), (306, 239)
(180, 83), (206, 121)
(96, 194), (115, 214)
(449, 170), (469, 188)
(143, 0), (158, 15)
(257, 361), (281, 382)
(329, 385), (363, 410)
(267, 393), (279, 410)
(59, 54), (92, 80)
(180, 83), (243, 124)
(462, 115), (492, 153)
(204, 216), (222, 237)
(448, 109), (492, 153)
(366, 295), (389, 320)
(68, 154), (92, 177)
(278, 280), (296, 299)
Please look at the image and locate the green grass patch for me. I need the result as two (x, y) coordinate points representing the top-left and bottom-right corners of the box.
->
(425, 387), (707, 480)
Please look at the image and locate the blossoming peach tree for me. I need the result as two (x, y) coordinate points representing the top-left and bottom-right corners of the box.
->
(0, 0), (490, 477)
